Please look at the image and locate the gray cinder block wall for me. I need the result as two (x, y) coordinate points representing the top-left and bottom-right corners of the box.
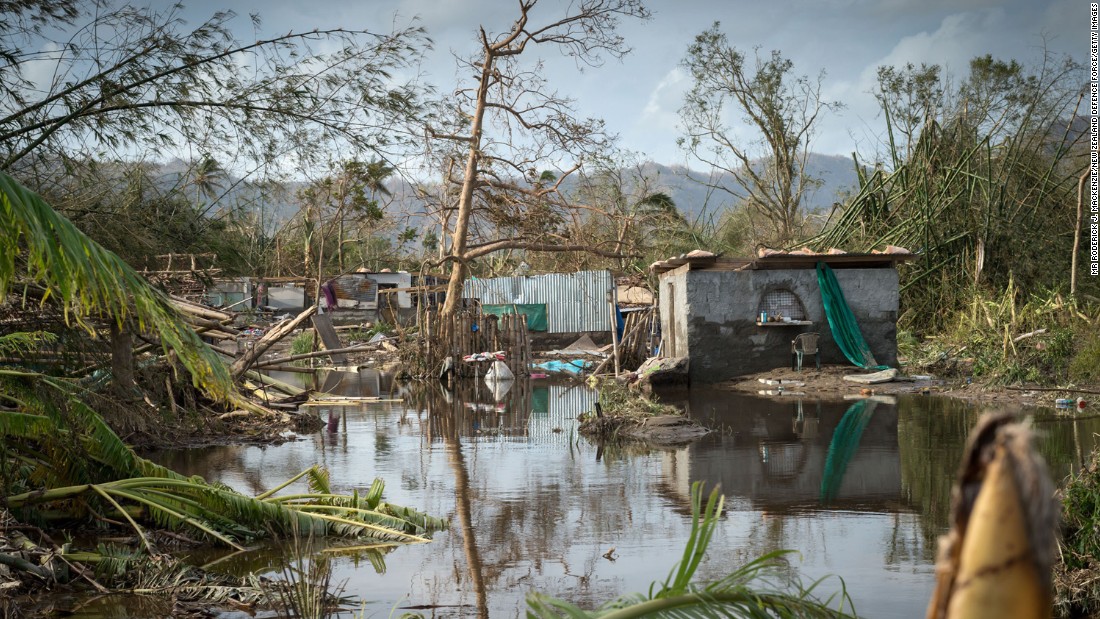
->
(659, 267), (899, 383)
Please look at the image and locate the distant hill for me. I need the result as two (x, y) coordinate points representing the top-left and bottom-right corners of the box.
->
(620, 154), (860, 224)
(152, 152), (861, 237)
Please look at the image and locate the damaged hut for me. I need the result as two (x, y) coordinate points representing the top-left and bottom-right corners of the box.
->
(654, 249), (915, 383)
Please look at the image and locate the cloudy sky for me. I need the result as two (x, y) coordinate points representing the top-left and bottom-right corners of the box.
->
(178, 0), (1084, 164)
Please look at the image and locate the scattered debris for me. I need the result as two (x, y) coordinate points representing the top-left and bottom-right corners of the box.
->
(842, 368), (899, 384)
(630, 356), (690, 395)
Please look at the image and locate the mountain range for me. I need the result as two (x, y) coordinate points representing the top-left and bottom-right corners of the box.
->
(161, 152), (862, 235)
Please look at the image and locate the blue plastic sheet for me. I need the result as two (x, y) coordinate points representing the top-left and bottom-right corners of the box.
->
(532, 359), (592, 374)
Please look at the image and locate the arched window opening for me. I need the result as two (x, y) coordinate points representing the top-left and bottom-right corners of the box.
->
(757, 288), (807, 321)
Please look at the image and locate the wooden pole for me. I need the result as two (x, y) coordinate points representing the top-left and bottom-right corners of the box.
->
(1072, 168), (1089, 296)
(607, 290), (620, 377)
(252, 343), (378, 368)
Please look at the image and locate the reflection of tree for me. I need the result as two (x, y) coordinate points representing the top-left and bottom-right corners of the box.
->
(897, 397), (982, 551)
(897, 396), (1100, 559)
(186, 539), (394, 579)
(412, 380), (634, 613)
(433, 389), (490, 619)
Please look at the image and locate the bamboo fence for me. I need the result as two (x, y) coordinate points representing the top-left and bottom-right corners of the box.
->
(420, 308), (532, 379)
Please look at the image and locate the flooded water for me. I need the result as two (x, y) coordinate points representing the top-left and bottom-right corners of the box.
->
(142, 369), (1100, 618)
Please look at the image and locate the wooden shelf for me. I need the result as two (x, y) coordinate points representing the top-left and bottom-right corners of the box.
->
(756, 320), (813, 327)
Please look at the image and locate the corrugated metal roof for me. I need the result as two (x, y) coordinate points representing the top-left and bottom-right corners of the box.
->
(330, 274), (378, 306)
(464, 270), (613, 333)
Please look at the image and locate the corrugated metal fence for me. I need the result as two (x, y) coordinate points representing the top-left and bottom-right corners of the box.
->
(463, 270), (613, 334)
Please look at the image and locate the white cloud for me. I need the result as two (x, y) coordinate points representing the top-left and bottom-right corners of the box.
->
(859, 8), (1008, 89)
(20, 41), (63, 95)
(641, 67), (689, 127)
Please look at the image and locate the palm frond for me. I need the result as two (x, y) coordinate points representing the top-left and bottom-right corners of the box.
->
(0, 171), (232, 398)
(0, 331), (56, 355)
(69, 544), (273, 606)
(307, 466), (331, 494)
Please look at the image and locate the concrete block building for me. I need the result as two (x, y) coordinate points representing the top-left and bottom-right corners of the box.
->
(655, 252), (913, 383)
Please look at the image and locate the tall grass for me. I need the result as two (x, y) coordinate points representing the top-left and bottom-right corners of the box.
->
(1056, 451), (1100, 617)
(898, 286), (1098, 385)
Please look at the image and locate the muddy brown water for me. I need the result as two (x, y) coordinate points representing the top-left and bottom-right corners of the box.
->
(78, 370), (1100, 617)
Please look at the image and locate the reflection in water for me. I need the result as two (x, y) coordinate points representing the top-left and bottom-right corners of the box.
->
(133, 382), (1100, 619)
(820, 399), (878, 503)
(431, 384), (490, 619)
(896, 395), (1100, 550)
(665, 392), (903, 512)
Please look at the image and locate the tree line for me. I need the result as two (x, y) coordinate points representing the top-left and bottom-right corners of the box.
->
(0, 0), (1090, 326)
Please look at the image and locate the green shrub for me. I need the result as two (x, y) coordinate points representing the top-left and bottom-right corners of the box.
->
(289, 331), (314, 357)
(902, 288), (1096, 385)
(1056, 453), (1100, 617)
(1069, 330), (1100, 384)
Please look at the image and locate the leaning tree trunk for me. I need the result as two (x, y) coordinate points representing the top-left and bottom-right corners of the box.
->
(109, 321), (135, 394)
(440, 41), (495, 318)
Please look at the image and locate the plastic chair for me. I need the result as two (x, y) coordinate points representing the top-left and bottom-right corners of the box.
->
(791, 332), (820, 372)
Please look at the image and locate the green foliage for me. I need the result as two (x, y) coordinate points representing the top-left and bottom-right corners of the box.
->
(1056, 451), (1100, 617)
(0, 331), (55, 356)
(0, 174), (446, 552)
(899, 286), (1096, 385)
(0, 4), (428, 277)
(1, 369), (447, 548)
(0, 172), (233, 398)
(679, 23), (838, 246)
(271, 529), (348, 619)
(1068, 329), (1100, 384)
(588, 376), (680, 419)
(339, 322), (394, 346)
(66, 543), (273, 606)
(0, 5), (427, 172)
(291, 331), (317, 358)
(1061, 456), (1100, 571)
(368, 321), (394, 338)
(805, 53), (1088, 332)
(527, 482), (855, 618)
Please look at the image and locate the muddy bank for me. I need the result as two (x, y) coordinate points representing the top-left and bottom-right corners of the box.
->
(577, 374), (709, 445)
(579, 413), (709, 444)
(716, 364), (1088, 409)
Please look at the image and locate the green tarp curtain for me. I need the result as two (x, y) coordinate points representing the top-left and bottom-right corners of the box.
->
(815, 262), (889, 370)
(481, 303), (548, 332)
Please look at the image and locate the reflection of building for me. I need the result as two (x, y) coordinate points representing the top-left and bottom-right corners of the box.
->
(526, 384), (598, 445)
(416, 380), (598, 445)
(661, 392), (905, 512)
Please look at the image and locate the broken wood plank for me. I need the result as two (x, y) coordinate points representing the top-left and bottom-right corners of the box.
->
(169, 295), (232, 321)
(300, 398), (404, 406)
(252, 344), (374, 369)
(251, 364), (319, 374)
(311, 312), (347, 364)
(231, 305), (317, 379)
(245, 370), (306, 396)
